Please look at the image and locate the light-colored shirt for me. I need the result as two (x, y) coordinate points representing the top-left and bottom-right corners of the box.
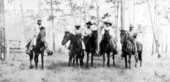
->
(129, 30), (137, 38)
(82, 27), (92, 36)
(75, 28), (82, 35)
(32, 25), (41, 45)
(101, 26), (114, 37)
(90, 25), (98, 31)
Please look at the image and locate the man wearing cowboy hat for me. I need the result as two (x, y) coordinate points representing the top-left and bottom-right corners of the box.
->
(129, 24), (138, 56)
(26, 19), (43, 54)
(82, 21), (98, 56)
(36, 20), (48, 51)
(101, 21), (114, 36)
(101, 21), (117, 52)
(74, 25), (86, 50)
(83, 21), (93, 37)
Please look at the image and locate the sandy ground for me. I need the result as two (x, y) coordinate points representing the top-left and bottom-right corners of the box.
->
(0, 51), (170, 82)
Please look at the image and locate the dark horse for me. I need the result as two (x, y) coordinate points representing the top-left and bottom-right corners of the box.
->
(26, 33), (46, 70)
(83, 31), (98, 68)
(120, 30), (143, 69)
(99, 30), (117, 67)
(61, 31), (84, 67)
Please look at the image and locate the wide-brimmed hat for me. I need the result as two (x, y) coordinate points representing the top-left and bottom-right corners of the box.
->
(129, 24), (134, 28)
(104, 21), (112, 26)
(40, 26), (45, 30)
(37, 19), (42, 22)
(75, 25), (81, 29)
(86, 21), (93, 26)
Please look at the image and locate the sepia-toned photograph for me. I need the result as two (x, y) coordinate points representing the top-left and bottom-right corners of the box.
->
(0, 0), (170, 82)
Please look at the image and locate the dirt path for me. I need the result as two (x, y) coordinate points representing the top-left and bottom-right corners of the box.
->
(0, 52), (170, 82)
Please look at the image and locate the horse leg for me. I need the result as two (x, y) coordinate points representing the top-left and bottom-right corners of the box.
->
(103, 53), (105, 67)
(80, 50), (84, 68)
(128, 55), (132, 69)
(134, 53), (138, 68)
(68, 53), (72, 66)
(124, 54), (128, 68)
(107, 52), (110, 67)
(86, 52), (89, 68)
(34, 53), (39, 70)
(112, 53), (115, 66)
(73, 55), (75, 66)
(76, 53), (79, 66)
(138, 51), (142, 67)
(82, 50), (85, 65)
(41, 52), (44, 69)
(91, 52), (94, 67)
(29, 50), (34, 69)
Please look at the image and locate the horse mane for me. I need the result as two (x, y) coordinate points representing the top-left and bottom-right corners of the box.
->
(66, 31), (77, 42)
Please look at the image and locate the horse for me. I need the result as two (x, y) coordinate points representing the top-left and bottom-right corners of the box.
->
(99, 30), (117, 67)
(61, 31), (84, 67)
(26, 40), (35, 69)
(83, 31), (98, 68)
(26, 32), (46, 70)
(34, 32), (47, 69)
(26, 38), (53, 69)
(120, 30), (143, 69)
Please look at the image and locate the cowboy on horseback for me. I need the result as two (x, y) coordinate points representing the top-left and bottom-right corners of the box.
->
(25, 19), (42, 54)
(74, 25), (85, 50)
(83, 21), (93, 37)
(101, 21), (116, 50)
(128, 24), (137, 55)
(83, 21), (98, 56)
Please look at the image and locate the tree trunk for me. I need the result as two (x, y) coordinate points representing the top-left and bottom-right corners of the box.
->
(38, 0), (41, 19)
(115, 0), (119, 42)
(0, 0), (6, 60)
(50, 0), (55, 51)
(151, 39), (155, 55)
(69, 0), (76, 26)
(93, 0), (100, 53)
(165, 27), (168, 53)
(163, 8), (169, 53)
(83, 0), (86, 27)
(146, 0), (160, 58)
(133, 0), (135, 26)
(13, 0), (17, 38)
(20, 0), (25, 27)
(121, 0), (125, 30)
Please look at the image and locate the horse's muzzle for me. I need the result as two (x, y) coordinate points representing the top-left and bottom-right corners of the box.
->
(61, 41), (66, 45)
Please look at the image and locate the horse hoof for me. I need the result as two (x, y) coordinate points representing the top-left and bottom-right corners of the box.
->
(29, 65), (34, 69)
(135, 65), (137, 68)
(86, 66), (88, 68)
(158, 55), (161, 58)
(140, 64), (142, 67)
(113, 63), (115, 66)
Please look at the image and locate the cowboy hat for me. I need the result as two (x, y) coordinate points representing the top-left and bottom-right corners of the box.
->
(104, 21), (112, 26)
(75, 25), (81, 29)
(129, 24), (134, 28)
(86, 21), (93, 26)
(40, 26), (45, 30)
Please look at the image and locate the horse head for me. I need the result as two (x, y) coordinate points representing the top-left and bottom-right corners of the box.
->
(103, 29), (111, 42)
(120, 30), (129, 44)
(62, 31), (71, 45)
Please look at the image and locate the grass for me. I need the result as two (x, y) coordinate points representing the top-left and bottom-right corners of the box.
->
(0, 52), (170, 82)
